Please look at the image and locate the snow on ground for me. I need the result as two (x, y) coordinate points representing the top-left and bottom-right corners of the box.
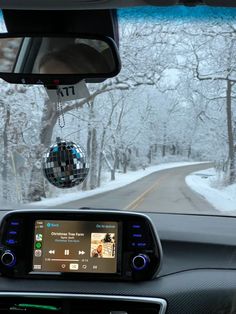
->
(31, 161), (206, 207)
(186, 168), (236, 212)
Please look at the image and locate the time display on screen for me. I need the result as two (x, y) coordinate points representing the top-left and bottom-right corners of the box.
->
(32, 220), (118, 274)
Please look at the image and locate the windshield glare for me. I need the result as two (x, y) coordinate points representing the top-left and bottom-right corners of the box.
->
(0, 6), (236, 215)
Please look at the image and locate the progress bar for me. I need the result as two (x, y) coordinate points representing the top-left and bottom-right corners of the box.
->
(48, 258), (79, 262)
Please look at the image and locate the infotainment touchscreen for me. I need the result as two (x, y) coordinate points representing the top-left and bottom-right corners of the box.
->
(32, 220), (118, 274)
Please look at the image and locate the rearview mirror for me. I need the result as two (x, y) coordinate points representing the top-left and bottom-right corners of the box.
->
(0, 35), (121, 85)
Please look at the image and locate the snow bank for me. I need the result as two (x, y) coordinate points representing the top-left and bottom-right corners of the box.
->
(186, 168), (236, 212)
(31, 161), (206, 207)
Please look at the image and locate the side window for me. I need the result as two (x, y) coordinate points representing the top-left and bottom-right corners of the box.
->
(0, 38), (22, 72)
(0, 10), (7, 34)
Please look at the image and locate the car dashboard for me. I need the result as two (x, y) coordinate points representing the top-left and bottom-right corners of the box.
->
(0, 209), (234, 313)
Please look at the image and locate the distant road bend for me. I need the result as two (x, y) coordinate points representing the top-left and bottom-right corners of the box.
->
(58, 163), (217, 214)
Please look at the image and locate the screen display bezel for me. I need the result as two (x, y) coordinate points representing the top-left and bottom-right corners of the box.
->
(32, 219), (121, 275)
(23, 213), (123, 279)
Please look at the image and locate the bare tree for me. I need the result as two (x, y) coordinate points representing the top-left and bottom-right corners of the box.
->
(193, 34), (236, 183)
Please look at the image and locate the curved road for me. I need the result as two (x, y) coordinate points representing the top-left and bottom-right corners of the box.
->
(58, 163), (217, 214)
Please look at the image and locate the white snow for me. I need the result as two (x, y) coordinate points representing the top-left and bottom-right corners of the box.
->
(186, 168), (236, 212)
(30, 161), (207, 207)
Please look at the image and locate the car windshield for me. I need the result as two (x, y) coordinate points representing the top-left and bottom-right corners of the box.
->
(0, 6), (236, 215)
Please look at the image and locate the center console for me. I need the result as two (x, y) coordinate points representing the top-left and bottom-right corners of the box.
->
(0, 209), (162, 281)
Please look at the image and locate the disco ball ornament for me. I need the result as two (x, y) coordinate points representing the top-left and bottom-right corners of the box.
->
(42, 138), (89, 188)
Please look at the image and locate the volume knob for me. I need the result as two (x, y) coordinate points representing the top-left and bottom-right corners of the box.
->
(132, 254), (150, 271)
(1, 251), (16, 267)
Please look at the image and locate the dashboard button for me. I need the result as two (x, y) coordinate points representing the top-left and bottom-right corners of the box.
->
(132, 233), (142, 238)
(10, 221), (20, 226)
(70, 263), (79, 270)
(8, 231), (17, 236)
(137, 242), (147, 247)
(5, 239), (17, 245)
(132, 224), (141, 229)
(1, 251), (16, 267)
(132, 254), (150, 271)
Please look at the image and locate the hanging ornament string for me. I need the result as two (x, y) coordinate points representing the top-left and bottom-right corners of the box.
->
(56, 87), (65, 129)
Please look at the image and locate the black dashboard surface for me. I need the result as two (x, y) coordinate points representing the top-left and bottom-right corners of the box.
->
(0, 210), (235, 313)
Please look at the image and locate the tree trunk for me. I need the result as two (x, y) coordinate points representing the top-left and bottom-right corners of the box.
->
(111, 169), (115, 181)
(27, 99), (58, 201)
(97, 127), (106, 188)
(27, 146), (47, 201)
(2, 107), (10, 201)
(162, 145), (166, 158)
(97, 151), (103, 188)
(122, 152), (128, 174)
(226, 79), (235, 184)
(89, 128), (98, 190)
(110, 149), (119, 181)
(172, 144), (176, 155)
(162, 122), (167, 157)
(188, 145), (192, 159)
(82, 128), (92, 191)
(116, 150), (120, 170)
(147, 146), (152, 164)
(83, 101), (98, 190)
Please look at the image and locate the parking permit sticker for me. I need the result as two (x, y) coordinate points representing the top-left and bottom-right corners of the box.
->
(45, 80), (90, 102)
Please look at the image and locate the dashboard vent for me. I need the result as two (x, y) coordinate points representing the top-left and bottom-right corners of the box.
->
(0, 295), (166, 314)
(69, 300), (160, 314)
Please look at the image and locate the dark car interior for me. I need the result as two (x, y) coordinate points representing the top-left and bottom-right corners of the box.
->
(0, 0), (235, 314)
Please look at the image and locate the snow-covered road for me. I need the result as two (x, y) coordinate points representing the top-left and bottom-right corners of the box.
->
(38, 162), (220, 215)
(30, 161), (209, 208)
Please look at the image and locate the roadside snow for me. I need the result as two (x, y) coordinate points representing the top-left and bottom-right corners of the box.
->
(31, 161), (207, 207)
(186, 168), (236, 212)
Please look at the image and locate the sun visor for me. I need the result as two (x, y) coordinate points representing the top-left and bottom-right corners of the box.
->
(205, 0), (236, 6)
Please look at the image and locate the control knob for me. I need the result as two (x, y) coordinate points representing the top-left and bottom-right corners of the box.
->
(1, 250), (16, 267)
(132, 254), (150, 271)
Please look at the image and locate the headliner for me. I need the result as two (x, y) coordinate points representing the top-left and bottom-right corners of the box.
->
(0, 0), (236, 11)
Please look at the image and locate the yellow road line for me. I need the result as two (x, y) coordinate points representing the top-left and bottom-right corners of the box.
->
(124, 173), (170, 210)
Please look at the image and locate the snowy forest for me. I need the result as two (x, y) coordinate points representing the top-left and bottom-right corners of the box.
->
(0, 7), (236, 204)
